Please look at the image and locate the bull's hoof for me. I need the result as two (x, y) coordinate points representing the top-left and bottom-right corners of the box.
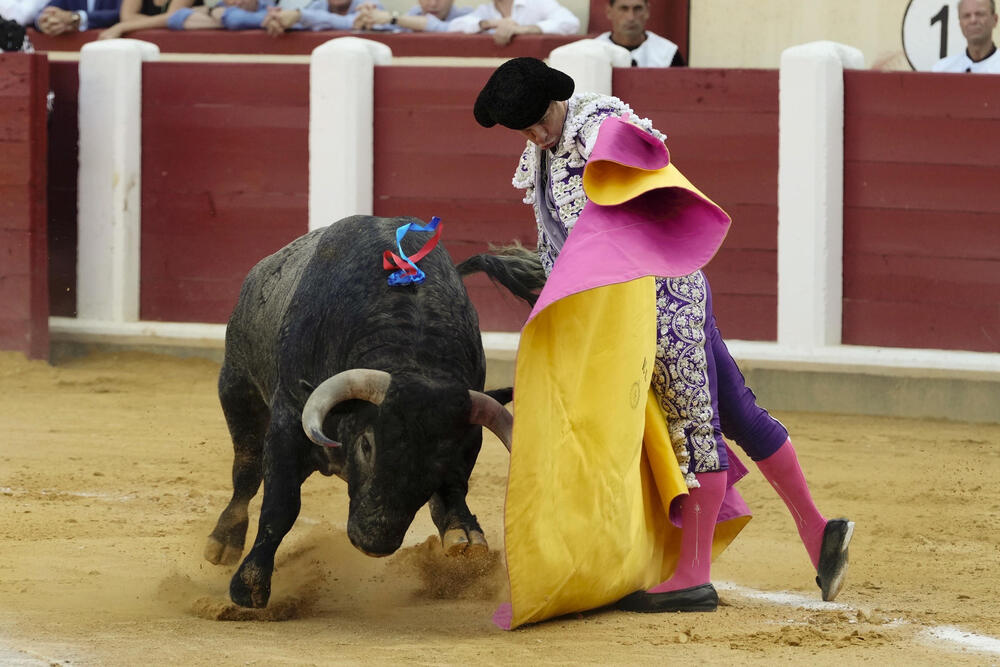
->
(442, 527), (488, 558)
(230, 561), (271, 608)
(204, 535), (243, 566)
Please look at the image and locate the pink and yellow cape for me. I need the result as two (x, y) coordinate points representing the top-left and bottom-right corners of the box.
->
(497, 116), (751, 630)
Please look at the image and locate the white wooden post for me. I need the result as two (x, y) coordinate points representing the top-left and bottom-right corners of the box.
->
(549, 38), (631, 95)
(309, 37), (392, 231)
(777, 41), (863, 349)
(76, 39), (159, 322)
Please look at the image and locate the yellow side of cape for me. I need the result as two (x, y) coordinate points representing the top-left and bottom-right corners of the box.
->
(504, 277), (749, 629)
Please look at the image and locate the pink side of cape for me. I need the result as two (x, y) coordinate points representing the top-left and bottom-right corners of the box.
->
(526, 115), (731, 325)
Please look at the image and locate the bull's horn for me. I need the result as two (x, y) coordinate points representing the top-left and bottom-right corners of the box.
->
(468, 390), (513, 452)
(302, 369), (392, 447)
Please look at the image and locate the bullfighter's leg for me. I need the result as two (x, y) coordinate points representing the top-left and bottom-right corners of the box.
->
(205, 362), (270, 566)
(229, 402), (308, 608)
(709, 311), (852, 599)
(430, 430), (487, 557)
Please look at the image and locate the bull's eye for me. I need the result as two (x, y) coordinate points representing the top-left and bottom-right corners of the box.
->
(358, 433), (374, 462)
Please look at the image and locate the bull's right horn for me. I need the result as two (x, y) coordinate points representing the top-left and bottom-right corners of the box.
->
(301, 369), (392, 447)
(468, 390), (513, 452)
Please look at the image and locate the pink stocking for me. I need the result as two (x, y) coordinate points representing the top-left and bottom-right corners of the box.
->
(648, 469), (727, 594)
(756, 439), (827, 569)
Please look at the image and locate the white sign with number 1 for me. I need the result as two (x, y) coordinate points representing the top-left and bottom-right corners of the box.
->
(903, 0), (964, 70)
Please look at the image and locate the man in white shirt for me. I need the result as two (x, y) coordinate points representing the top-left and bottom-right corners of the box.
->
(594, 0), (684, 67)
(447, 0), (579, 46)
(933, 0), (1000, 73)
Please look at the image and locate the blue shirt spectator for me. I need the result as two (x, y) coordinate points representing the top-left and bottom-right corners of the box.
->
(354, 0), (471, 32)
(256, 0), (374, 35)
(166, 0), (271, 31)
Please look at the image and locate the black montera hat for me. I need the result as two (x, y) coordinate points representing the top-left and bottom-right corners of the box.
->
(474, 57), (575, 130)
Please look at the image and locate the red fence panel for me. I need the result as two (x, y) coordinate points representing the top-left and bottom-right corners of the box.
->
(39, 61), (1000, 353)
(0, 53), (49, 359)
(372, 66), (536, 332)
(614, 68), (780, 341)
(843, 70), (1000, 352)
(140, 62), (310, 323)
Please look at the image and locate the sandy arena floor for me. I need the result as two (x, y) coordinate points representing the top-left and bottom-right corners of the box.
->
(1, 350), (999, 665)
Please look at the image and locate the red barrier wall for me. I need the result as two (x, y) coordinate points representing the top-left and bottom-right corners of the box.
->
(0, 53), (49, 359)
(34, 61), (1000, 351)
(843, 70), (1000, 353)
(614, 68), (780, 342)
(140, 62), (310, 323)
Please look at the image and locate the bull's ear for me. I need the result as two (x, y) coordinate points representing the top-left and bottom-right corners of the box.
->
(485, 387), (513, 405)
(299, 379), (316, 393)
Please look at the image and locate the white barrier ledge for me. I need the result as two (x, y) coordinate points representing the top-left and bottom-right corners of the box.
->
(725, 340), (1000, 381)
(50, 317), (227, 349)
(49, 317), (1000, 381)
(309, 37), (392, 230)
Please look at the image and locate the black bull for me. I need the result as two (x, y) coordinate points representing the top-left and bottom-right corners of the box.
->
(204, 215), (514, 608)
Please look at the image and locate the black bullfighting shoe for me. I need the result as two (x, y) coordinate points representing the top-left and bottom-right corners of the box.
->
(816, 518), (855, 602)
(616, 583), (719, 613)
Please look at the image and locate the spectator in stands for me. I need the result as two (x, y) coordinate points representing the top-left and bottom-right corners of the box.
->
(1, 0), (48, 26)
(34, 0), (121, 35)
(220, 0), (378, 36)
(354, 0), (470, 32)
(98, 0), (196, 39)
(933, 0), (1000, 72)
(165, 0), (274, 31)
(447, 0), (578, 46)
(594, 0), (684, 67)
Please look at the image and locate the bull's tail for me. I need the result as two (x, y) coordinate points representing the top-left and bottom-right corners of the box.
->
(456, 243), (546, 307)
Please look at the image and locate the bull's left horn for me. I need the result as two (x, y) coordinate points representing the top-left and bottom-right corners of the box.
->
(468, 391), (513, 452)
(302, 369), (392, 447)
